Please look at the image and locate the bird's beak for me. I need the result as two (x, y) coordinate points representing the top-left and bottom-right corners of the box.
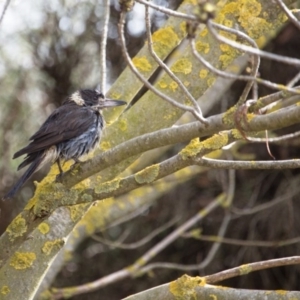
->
(98, 99), (127, 109)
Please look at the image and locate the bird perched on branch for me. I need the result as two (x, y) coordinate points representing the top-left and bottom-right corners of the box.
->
(3, 89), (126, 200)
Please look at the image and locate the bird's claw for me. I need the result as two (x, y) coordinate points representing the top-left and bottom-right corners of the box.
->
(56, 172), (64, 182)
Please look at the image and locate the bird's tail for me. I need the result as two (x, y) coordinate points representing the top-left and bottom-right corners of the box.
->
(2, 153), (44, 200)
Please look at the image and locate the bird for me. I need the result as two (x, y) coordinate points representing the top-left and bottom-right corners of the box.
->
(3, 89), (127, 200)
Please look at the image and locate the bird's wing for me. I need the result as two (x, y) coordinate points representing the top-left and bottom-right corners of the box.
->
(13, 103), (98, 158)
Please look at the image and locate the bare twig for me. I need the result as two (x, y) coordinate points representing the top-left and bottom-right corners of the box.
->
(92, 217), (179, 250)
(190, 38), (300, 94)
(231, 185), (300, 216)
(136, 0), (197, 21)
(247, 131), (300, 143)
(183, 233), (300, 248)
(61, 102), (300, 188)
(274, 0), (300, 31)
(145, 4), (204, 119)
(204, 256), (300, 283)
(118, 11), (207, 123)
(287, 71), (300, 88)
(100, 0), (110, 92)
(251, 86), (300, 112)
(50, 196), (224, 299)
(208, 20), (300, 68)
(197, 213), (231, 269)
(0, 0), (11, 26)
(209, 23), (260, 104)
(196, 157), (300, 169)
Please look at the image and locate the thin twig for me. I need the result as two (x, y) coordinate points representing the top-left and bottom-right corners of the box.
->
(51, 196), (223, 299)
(251, 86), (300, 112)
(274, 0), (300, 31)
(92, 217), (179, 250)
(0, 0), (11, 26)
(210, 23), (260, 104)
(129, 195), (223, 273)
(259, 94), (300, 114)
(197, 213), (231, 269)
(208, 20), (300, 68)
(287, 70), (300, 88)
(100, 0), (110, 92)
(196, 157), (300, 169)
(61, 102), (300, 188)
(196, 168), (235, 269)
(247, 131), (300, 143)
(231, 186), (300, 216)
(145, 4), (204, 119)
(183, 234), (300, 248)
(190, 38), (300, 94)
(204, 256), (300, 283)
(118, 11), (207, 123)
(136, 0), (197, 21)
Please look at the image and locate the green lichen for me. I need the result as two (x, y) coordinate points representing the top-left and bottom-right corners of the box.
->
(169, 81), (178, 92)
(202, 133), (229, 150)
(58, 188), (79, 206)
(119, 119), (128, 132)
(184, 0), (197, 4)
(51, 287), (76, 300)
(276, 290), (288, 296)
(132, 56), (152, 72)
(179, 138), (203, 160)
(219, 43), (230, 52)
(74, 178), (91, 191)
(6, 215), (27, 241)
(223, 19), (233, 28)
(38, 290), (53, 300)
(199, 69), (208, 79)
(171, 58), (192, 74)
(158, 80), (168, 89)
(33, 182), (78, 216)
(152, 27), (180, 57)
(207, 77), (216, 87)
(42, 239), (64, 255)
(232, 129), (243, 140)
(200, 28), (208, 37)
(170, 275), (206, 298)
(1, 286), (10, 295)
(95, 178), (120, 194)
(222, 0), (273, 42)
(135, 164), (160, 184)
(69, 203), (90, 221)
(80, 193), (94, 204)
(10, 252), (36, 270)
(38, 222), (50, 235)
(109, 91), (122, 100)
(179, 21), (187, 35)
(195, 41), (210, 54)
(100, 140), (111, 151)
(218, 40), (240, 68)
(222, 106), (237, 126)
(239, 264), (252, 275)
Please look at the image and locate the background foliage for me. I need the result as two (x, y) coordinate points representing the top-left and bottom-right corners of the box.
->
(1, 0), (300, 299)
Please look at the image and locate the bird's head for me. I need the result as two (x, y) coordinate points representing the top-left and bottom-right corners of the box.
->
(68, 89), (127, 109)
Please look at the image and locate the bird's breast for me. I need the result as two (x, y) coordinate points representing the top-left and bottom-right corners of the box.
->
(58, 112), (104, 160)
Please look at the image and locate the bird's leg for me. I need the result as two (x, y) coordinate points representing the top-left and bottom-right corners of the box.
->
(69, 157), (82, 171)
(56, 158), (64, 181)
(73, 157), (82, 164)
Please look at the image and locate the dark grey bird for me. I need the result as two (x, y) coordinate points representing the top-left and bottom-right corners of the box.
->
(3, 89), (126, 200)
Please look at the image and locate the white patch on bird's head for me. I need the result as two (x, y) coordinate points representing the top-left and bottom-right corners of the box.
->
(70, 91), (85, 106)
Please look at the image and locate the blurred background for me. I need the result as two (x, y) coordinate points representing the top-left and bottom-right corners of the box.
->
(1, 1), (300, 299)
(0, 0), (180, 222)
